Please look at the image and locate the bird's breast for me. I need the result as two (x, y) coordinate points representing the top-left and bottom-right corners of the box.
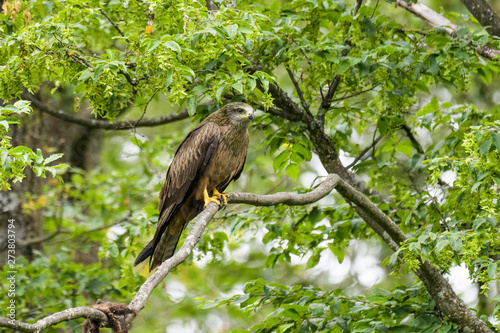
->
(205, 128), (249, 189)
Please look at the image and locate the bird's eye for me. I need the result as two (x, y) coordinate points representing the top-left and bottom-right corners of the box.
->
(238, 108), (245, 113)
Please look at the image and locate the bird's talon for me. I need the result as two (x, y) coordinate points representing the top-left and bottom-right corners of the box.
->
(213, 189), (229, 206)
(204, 196), (220, 208)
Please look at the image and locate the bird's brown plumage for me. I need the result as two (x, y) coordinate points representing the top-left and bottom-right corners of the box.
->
(134, 102), (254, 271)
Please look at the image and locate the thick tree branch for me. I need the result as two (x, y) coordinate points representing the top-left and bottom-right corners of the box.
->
(205, 0), (217, 11)
(396, 1), (457, 34)
(266, 77), (492, 332)
(0, 307), (109, 332)
(395, 0), (500, 60)
(22, 93), (189, 130)
(0, 171), (492, 332)
(461, 0), (500, 38)
(0, 174), (340, 331)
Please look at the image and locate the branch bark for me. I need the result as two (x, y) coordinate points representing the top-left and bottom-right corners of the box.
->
(396, 0), (500, 60)
(461, 0), (500, 38)
(0, 174), (339, 331)
(0, 307), (109, 332)
(0, 171), (492, 332)
(264, 76), (492, 332)
(22, 93), (189, 130)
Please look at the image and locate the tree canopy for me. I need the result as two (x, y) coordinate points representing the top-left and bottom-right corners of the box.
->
(1, 0), (500, 332)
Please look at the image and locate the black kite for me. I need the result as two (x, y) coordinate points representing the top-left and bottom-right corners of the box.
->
(134, 102), (254, 271)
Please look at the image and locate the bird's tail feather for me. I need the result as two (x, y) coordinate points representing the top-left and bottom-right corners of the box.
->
(134, 240), (154, 266)
(149, 226), (185, 271)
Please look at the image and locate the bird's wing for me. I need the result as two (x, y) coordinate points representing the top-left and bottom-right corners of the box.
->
(152, 122), (220, 253)
(216, 133), (249, 193)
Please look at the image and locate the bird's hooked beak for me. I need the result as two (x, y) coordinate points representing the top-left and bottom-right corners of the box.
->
(241, 110), (255, 122)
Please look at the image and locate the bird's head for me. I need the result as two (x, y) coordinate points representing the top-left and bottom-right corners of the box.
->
(223, 102), (255, 128)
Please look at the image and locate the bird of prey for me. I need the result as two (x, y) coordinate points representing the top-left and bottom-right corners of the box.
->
(134, 102), (254, 271)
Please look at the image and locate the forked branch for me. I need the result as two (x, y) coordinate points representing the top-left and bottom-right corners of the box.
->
(0, 174), (341, 332)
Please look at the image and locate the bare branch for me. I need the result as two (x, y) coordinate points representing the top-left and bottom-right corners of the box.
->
(460, 0), (500, 38)
(316, 39), (352, 128)
(0, 307), (109, 332)
(22, 93), (189, 130)
(396, 0), (500, 60)
(0, 173), (492, 332)
(354, 0), (363, 16)
(316, 72), (341, 128)
(396, 1), (457, 34)
(129, 202), (219, 312)
(205, 0), (217, 11)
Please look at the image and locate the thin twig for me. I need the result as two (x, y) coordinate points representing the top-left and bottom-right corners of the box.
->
(346, 136), (382, 169)
(22, 93), (189, 130)
(98, 8), (126, 38)
(286, 66), (311, 115)
(331, 83), (381, 102)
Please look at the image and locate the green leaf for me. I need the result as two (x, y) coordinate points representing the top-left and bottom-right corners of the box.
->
(335, 59), (350, 75)
(478, 139), (492, 156)
(396, 141), (412, 158)
(328, 243), (344, 263)
(308, 303), (325, 317)
(0, 120), (9, 131)
(434, 239), (448, 254)
(164, 41), (181, 52)
(488, 262), (497, 279)
(216, 84), (227, 101)
(10, 146), (34, 155)
(192, 85), (209, 93)
(428, 55), (439, 75)
(187, 98), (196, 116)
(293, 144), (312, 161)
(285, 163), (299, 180)
(232, 82), (243, 94)
(491, 132), (500, 151)
(79, 69), (93, 82)
(43, 153), (63, 165)
(416, 97), (439, 116)
(273, 150), (291, 171)
(226, 24), (238, 39)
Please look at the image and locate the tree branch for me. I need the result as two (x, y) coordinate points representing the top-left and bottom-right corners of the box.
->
(98, 8), (126, 38)
(285, 66), (311, 116)
(396, 0), (500, 60)
(400, 124), (448, 187)
(0, 307), (109, 332)
(346, 136), (382, 169)
(205, 0), (217, 11)
(460, 0), (500, 38)
(22, 93), (189, 130)
(331, 83), (381, 102)
(0, 174), (340, 331)
(266, 78), (492, 332)
(0, 172), (491, 332)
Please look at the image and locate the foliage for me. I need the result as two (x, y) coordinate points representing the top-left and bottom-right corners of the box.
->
(0, 100), (68, 189)
(2, 0), (500, 332)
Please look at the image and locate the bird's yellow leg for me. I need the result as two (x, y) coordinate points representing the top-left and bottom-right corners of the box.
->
(203, 187), (220, 208)
(213, 188), (229, 205)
